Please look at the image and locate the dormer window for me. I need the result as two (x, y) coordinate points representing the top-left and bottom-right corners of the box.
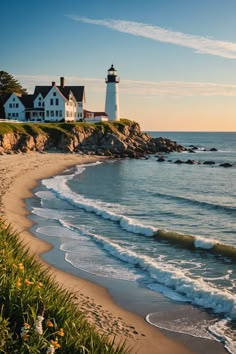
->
(53, 92), (56, 96)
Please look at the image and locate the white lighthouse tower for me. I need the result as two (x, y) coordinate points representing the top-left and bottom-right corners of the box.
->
(105, 64), (120, 121)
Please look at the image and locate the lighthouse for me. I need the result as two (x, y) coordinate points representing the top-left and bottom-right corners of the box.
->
(105, 64), (120, 121)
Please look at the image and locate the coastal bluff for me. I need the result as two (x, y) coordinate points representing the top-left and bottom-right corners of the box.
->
(0, 119), (185, 157)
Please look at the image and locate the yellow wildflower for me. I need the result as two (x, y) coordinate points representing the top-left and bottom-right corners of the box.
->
(50, 339), (61, 348)
(16, 278), (22, 287)
(12, 263), (18, 269)
(24, 279), (34, 286)
(18, 263), (24, 271)
(46, 320), (54, 327)
(57, 328), (64, 337)
(37, 282), (43, 289)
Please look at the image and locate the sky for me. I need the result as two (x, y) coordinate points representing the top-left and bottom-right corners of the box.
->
(1, 0), (236, 131)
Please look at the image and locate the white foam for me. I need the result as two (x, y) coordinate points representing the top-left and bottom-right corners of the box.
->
(32, 207), (69, 220)
(146, 312), (216, 340)
(194, 236), (216, 249)
(209, 319), (236, 354)
(36, 225), (140, 282)
(36, 226), (80, 240)
(61, 220), (236, 320)
(42, 172), (156, 237)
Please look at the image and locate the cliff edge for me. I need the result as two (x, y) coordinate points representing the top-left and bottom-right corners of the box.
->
(0, 119), (185, 157)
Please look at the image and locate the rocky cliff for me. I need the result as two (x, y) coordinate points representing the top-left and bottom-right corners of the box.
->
(0, 120), (185, 157)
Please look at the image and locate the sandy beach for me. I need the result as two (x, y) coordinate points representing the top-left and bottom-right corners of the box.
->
(0, 152), (225, 354)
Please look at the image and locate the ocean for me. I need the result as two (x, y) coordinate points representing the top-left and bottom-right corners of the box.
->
(28, 132), (236, 354)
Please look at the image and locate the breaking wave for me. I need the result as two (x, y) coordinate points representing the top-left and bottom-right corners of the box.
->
(58, 220), (236, 320)
(154, 230), (236, 261)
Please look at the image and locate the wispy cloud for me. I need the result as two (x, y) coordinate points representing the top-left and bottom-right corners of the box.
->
(66, 15), (236, 59)
(15, 74), (236, 97)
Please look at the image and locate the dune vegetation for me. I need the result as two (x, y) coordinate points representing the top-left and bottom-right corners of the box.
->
(0, 221), (129, 353)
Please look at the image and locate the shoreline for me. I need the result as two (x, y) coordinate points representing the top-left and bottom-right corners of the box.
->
(0, 152), (223, 354)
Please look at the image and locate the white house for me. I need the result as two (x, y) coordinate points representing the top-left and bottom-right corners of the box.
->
(4, 77), (85, 122)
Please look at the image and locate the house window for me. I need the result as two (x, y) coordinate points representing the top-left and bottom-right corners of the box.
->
(8, 113), (11, 117)
(10, 103), (12, 108)
(55, 110), (58, 117)
(16, 103), (19, 108)
(50, 111), (54, 117)
(46, 110), (49, 117)
(38, 102), (41, 107)
(50, 98), (53, 105)
(53, 92), (56, 96)
(13, 98), (15, 101)
(12, 113), (15, 117)
(59, 110), (62, 117)
(38, 96), (42, 100)
(16, 113), (18, 117)
(55, 98), (59, 105)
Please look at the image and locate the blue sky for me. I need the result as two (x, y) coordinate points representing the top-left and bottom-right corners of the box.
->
(1, 0), (236, 131)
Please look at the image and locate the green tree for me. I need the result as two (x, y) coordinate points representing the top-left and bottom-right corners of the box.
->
(0, 70), (27, 96)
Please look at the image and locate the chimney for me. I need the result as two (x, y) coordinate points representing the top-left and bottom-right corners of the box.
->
(51, 81), (56, 86)
(60, 77), (65, 88)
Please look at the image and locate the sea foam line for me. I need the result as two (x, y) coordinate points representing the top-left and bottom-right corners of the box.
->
(42, 172), (156, 237)
(59, 220), (236, 320)
(208, 319), (236, 354)
(39, 164), (236, 258)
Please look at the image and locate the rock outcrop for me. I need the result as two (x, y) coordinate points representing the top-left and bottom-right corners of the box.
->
(0, 120), (186, 157)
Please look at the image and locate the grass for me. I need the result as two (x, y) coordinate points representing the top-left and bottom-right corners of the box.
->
(0, 120), (136, 137)
(0, 221), (129, 353)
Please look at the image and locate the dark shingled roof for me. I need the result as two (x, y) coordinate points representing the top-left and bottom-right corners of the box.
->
(62, 86), (84, 101)
(34, 86), (52, 98)
(33, 85), (84, 102)
(18, 95), (34, 108)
